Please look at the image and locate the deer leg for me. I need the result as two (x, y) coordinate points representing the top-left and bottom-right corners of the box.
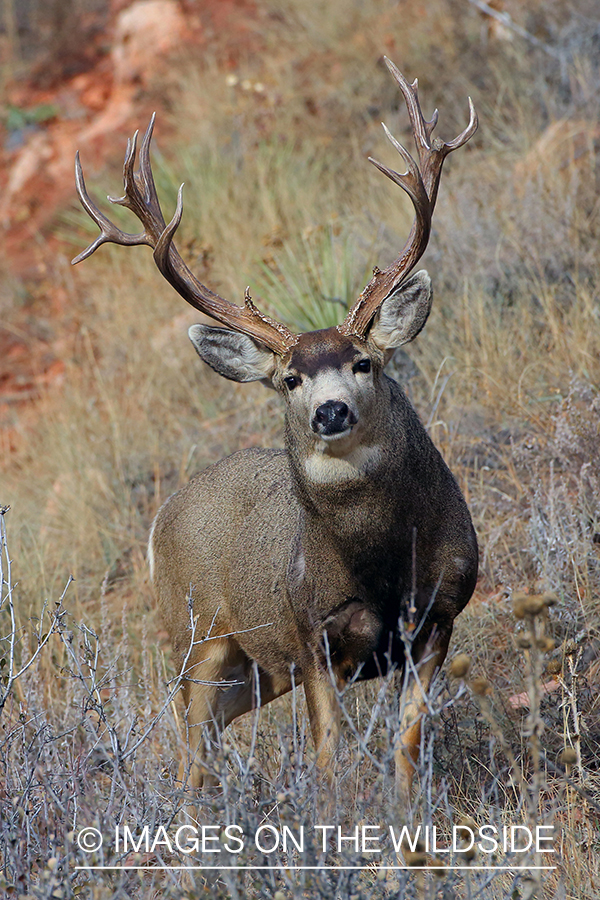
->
(180, 638), (293, 795)
(179, 637), (241, 793)
(395, 628), (451, 807)
(304, 668), (342, 772)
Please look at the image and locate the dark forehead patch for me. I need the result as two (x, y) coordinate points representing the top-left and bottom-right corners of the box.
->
(288, 328), (363, 377)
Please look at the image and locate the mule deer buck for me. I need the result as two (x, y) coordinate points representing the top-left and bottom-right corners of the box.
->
(73, 58), (478, 805)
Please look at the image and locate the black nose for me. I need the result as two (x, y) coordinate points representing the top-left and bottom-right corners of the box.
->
(312, 400), (355, 435)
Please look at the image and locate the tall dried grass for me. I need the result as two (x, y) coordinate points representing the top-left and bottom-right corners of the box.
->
(2, 0), (600, 896)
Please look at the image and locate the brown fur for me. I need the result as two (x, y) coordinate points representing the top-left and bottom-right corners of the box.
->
(150, 319), (478, 804)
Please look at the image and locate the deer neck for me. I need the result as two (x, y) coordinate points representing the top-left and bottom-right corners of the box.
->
(284, 377), (408, 523)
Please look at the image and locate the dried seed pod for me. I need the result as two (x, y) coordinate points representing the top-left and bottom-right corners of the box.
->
(522, 595), (547, 617)
(546, 658), (562, 675)
(470, 676), (491, 696)
(536, 637), (556, 652)
(402, 838), (426, 867)
(560, 748), (577, 767)
(449, 653), (471, 678)
(430, 858), (447, 876)
(455, 820), (478, 860)
(516, 634), (533, 650)
(512, 593), (529, 619)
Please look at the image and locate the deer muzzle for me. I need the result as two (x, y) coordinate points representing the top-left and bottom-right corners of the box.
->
(311, 400), (358, 439)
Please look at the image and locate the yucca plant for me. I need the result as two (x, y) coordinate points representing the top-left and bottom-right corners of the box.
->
(251, 219), (378, 332)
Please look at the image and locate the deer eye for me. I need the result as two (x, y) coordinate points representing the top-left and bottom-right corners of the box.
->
(353, 358), (371, 374)
(284, 374), (302, 390)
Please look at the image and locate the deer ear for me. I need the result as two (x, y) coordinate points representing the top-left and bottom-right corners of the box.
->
(188, 325), (277, 383)
(368, 270), (432, 359)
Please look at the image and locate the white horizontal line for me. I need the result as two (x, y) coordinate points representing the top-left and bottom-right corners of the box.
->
(75, 865), (557, 871)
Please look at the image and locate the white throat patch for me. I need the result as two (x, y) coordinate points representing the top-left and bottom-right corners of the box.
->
(304, 443), (383, 484)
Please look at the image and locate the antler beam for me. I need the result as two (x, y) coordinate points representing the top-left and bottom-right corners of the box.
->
(72, 115), (298, 356)
(338, 57), (477, 339)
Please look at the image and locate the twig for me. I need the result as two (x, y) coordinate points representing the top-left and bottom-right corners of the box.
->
(466, 0), (563, 61)
(543, 754), (600, 816)
(0, 507), (70, 717)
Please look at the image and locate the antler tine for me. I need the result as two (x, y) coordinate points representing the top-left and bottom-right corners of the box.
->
(424, 94), (477, 209)
(108, 115), (167, 243)
(339, 59), (477, 339)
(138, 112), (160, 202)
(72, 117), (298, 355)
(384, 58), (477, 204)
(370, 122), (430, 210)
(71, 151), (152, 265)
(444, 96), (478, 151)
(385, 62), (437, 160)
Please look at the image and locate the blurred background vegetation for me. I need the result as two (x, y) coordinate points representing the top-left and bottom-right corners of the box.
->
(1, 0), (599, 896)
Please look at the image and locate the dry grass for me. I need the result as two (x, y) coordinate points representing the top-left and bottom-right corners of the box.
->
(2, 0), (600, 896)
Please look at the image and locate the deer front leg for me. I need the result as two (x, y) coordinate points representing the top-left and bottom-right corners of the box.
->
(304, 668), (341, 773)
(179, 637), (261, 794)
(180, 638), (294, 800)
(179, 637), (241, 796)
(395, 628), (451, 808)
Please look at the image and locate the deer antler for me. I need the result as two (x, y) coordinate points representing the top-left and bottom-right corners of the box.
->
(72, 114), (298, 355)
(339, 57), (477, 339)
